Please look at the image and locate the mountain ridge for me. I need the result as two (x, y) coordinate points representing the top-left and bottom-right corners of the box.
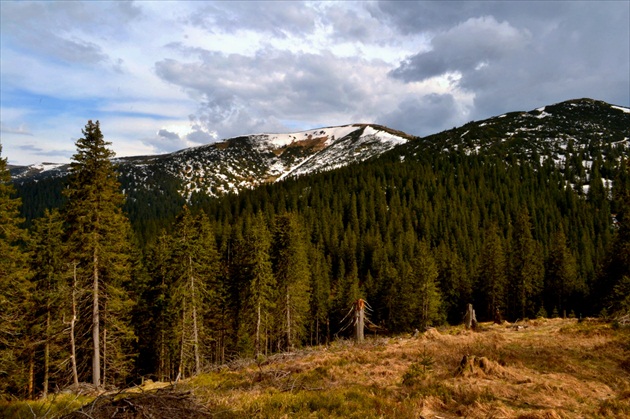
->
(9, 98), (629, 220)
(10, 123), (413, 199)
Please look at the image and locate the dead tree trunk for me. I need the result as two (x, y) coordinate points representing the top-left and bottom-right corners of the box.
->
(189, 260), (200, 376)
(70, 262), (79, 388)
(28, 350), (34, 399)
(255, 302), (261, 357)
(354, 299), (365, 343)
(92, 248), (101, 387)
(286, 291), (291, 350)
(464, 303), (478, 330)
(43, 311), (51, 397)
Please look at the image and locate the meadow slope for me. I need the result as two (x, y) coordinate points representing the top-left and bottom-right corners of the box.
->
(3, 318), (629, 418)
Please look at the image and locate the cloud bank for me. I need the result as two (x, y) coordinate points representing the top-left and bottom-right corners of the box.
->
(1, 1), (628, 165)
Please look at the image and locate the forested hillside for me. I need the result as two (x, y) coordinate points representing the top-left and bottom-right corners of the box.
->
(1, 99), (629, 400)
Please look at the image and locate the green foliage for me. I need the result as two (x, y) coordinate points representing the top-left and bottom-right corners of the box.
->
(0, 393), (90, 419)
(169, 206), (221, 377)
(410, 241), (443, 329)
(477, 224), (508, 320)
(272, 213), (311, 350)
(244, 213), (276, 356)
(28, 209), (68, 396)
(545, 229), (581, 315)
(3, 101), (629, 397)
(509, 208), (544, 319)
(610, 276), (630, 315)
(402, 347), (435, 386)
(62, 120), (137, 387)
(0, 146), (31, 398)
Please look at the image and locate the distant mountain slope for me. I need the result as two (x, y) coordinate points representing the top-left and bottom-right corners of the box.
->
(10, 124), (412, 200)
(403, 98), (628, 162)
(9, 98), (629, 228)
(398, 98), (629, 194)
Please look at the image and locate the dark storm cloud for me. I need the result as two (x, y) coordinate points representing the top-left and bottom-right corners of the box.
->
(371, 1), (566, 35)
(377, 94), (462, 137)
(386, 1), (629, 120)
(390, 16), (529, 82)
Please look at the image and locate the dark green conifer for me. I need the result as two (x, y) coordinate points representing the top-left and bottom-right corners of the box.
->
(411, 241), (443, 329)
(0, 146), (31, 397)
(273, 213), (311, 350)
(510, 208), (544, 319)
(545, 229), (580, 316)
(246, 212), (276, 356)
(63, 120), (136, 387)
(28, 209), (66, 396)
(169, 206), (220, 377)
(478, 223), (508, 320)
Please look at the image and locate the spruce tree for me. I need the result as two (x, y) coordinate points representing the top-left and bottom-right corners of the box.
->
(0, 146), (31, 397)
(140, 231), (174, 380)
(242, 212), (276, 356)
(478, 223), (508, 320)
(169, 206), (220, 377)
(599, 159), (630, 315)
(435, 242), (470, 324)
(63, 120), (136, 387)
(28, 209), (66, 396)
(272, 213), (311, 350)
(545, 229), (580, 316)
(510, 208), (544, 319)
(308, 243), (331, 345)
(411, 241), (443, 329)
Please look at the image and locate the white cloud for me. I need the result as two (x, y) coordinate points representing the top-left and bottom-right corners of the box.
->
(1, 1), (627, 165)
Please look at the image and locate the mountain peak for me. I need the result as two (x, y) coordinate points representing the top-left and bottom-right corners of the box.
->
(113, 123), (412, 200)
(10, 99), (628, 204)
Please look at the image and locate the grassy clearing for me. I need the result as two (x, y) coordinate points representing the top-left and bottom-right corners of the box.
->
(0, 393), (90, 419)
(3, 318), (628, 418)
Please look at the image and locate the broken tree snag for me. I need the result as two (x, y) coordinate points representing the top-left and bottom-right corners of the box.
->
(355, 299), (365, 342)
(463, 303), (478, 330)
(494, 307), (503, 324)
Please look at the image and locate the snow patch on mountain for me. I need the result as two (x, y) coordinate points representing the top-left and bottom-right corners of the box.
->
(611, 105), (630, 114)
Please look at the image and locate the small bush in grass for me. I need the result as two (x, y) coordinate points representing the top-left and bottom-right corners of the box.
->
(402, 347), (435, 387)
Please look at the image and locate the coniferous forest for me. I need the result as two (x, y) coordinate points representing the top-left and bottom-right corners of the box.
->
(1, 117), (629, 400)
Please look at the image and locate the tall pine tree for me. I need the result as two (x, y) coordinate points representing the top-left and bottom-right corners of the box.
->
(477, 223), (508, 320)
(411, 241), (443, 330)
(545, 229), (580, 316)
(509, 208), (544, 319)
(273, 213), (311, 350)
(0, 146), (31, 397)
(63, 120), (136, 387)
(169, 206), (220, 378)
(28, 209), (66, 396)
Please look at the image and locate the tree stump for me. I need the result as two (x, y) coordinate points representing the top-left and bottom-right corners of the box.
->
(464, 304), (478, 330)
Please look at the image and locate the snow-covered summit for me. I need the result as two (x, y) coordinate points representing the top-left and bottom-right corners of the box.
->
(121, 123), (414, 200)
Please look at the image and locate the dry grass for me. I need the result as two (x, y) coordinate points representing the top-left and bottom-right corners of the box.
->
(4, 318), (628, 418)
(180, 318), (630, 418)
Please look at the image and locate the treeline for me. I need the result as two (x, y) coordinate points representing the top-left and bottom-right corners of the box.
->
(1, 121), (629, 399)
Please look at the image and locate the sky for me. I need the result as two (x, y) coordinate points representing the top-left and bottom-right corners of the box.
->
(1, 1), (629, 166)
